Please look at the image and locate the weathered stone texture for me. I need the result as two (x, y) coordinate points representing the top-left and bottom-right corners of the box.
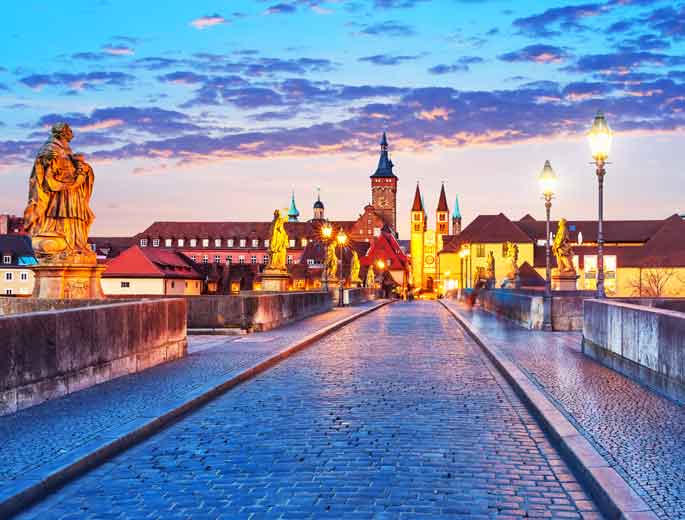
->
(0, 299), (187, 415)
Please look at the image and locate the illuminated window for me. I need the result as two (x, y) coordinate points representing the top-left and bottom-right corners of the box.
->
(226, 255), (232, 264)
(287, 255), (293, 264)
(251, 255), (257, 264)
(165, 239), (172, 247)
(307, 258), (315, 266)
(190, 255), (196, 262)
(252, 239), (259, 247)
(178, 239), (184, 247)
(202, 239), (209, 247)
(289, 239), (296, 248)
(152, 239), (160, 247)
(214, 255), (221, 264)
(202, 255), (209, 264)
(190, 239), (197, 247)
(301, 238), (307, 247)
(227, 239), (234, 247)
(263, 255), (269, 264)
(264, 239), (270, 247)
(240, 239), (246, 248)
(215, 239), (221, 247)
(139, 239), (148, 247)
(239, 255), (245, 264)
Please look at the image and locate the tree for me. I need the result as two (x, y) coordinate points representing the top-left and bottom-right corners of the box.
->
(629, 257), (680, 297)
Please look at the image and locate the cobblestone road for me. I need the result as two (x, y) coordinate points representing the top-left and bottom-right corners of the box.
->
(18, 301), (601, 520)
(0, 303), (377, 489)
(442, 299), (685, 520)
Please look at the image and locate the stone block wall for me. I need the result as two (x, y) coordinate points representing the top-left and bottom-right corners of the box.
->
(0, 299), (187, 415)
(186, 291), (333, 332)
(583, 299), (685, 403)
(344, 287), (378, 306)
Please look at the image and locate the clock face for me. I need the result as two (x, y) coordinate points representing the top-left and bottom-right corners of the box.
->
(425, 255), (435, 265)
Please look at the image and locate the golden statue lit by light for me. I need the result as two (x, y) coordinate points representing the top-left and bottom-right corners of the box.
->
(365, 264), (375, 288)
(552, 218), (576, 275)
(325, 241), (338, 279)
(24, 123), (96, 262)
(350, 250), (361, 285)
(266, 209), (289, 271)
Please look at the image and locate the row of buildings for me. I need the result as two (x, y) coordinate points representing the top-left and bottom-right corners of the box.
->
(2, 133), (685, 298)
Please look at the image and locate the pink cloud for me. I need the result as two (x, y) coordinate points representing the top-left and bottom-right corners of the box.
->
(190, 14), (227, 29)
(102, 45), (135, 56)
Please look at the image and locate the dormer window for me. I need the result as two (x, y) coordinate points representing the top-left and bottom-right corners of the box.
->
(202, 239), (209, 247)
(301, 238), (307, 247)
(227, 239), (234, 247)
(2, 255), (11, 264)
(289, 239), (296, 248)
(190, 239), (197, 247)
(240, 239), (246, 248)
(140, 239), (148, 247)
(215, 239), (221, 247)
(165, 239), (172, 247)
(178, 239), (185, 247)
(152, 239), (160, 247)
(252, 239), (259, 247)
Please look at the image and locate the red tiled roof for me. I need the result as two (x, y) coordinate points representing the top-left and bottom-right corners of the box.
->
(516, 217), (664, 244)
(103, 245), (202, 279)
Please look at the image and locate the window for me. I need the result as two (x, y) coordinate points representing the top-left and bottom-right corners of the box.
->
(287, 255), (293, 265)
(413, 224), (421, 232)
(215, 239), (221, 247)
(120, 281), (130, 288)
(502, 244), (507, 257)
(373, 228), (380, 236)
(214, 255), (221, 264)
(202, 255), (209, 264)
(227, 239), (234, 247)
(413, 213), (421, 222)
(252, 239), (259, 247)
(5, 272), (13, 281)
(2, 255), (11, 264)
(190, 255), (196, 262)
(20, 272), (28, 281)
(289, 239), (296, 248)
(239, 255), (245, 264)
(476, 244), (485, 258)
(152, 239), (160, 247)
(307, 258), (315, 266)
(439, 213), (446, 221)
(5, 289), (12, 295)
(263, 255), (269, 264)
(301, 238), (307, 247)
(171, 281), (175, 288)
(165, 239), (172, 247)
(202, 239), (209, 247)
(190, 239), (197, 247)
(240, 239), (246, 248)
(139, 239), (148, 247)
(226, 255), (232, 264)
(196, 282), (199, 288)
(251, 255), (257, 264)
(264, 239), (270, 247)
(90, 243), (97, 252)
(178, 239), (185, 247)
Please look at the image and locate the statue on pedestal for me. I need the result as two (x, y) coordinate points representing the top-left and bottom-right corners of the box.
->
(325, 242), (338, 280)
(502, 242), (521, 289)
(486, 251), (496, 288)
(24, 123), (104, 298)
(350, 251), (361, 286)
(552, 218), (576, 275)
(266, 209), (288, 272)
(365, 265), (375, 288)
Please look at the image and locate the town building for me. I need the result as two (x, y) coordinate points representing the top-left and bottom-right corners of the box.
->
(438, 213), (685, 297)
(101, 245), (203, 296)
(0, 235), (37, 296)
(0, 214), (24, 235)
(410, 183), (461, 294)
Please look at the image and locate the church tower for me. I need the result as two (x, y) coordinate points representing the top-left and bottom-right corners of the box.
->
(410, 183), (425, 291)
(288, 190), (300, 222)
(370, 132), (398, 233)
(436, 183), (449, 236)
(312, 187), (325, 221)
(452, 194), (462, 235)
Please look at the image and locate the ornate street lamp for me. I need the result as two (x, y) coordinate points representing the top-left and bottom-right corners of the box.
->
(588, 111), (613, 298)
(321, 222), (333, 291)
(336, 229), (348, 306)
(538, 160), (557, 331)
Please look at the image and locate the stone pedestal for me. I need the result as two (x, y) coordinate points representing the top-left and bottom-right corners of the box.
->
(552, 271), (579, 291)
(32, 263), (106, 299)
(260, 269), (291, 292)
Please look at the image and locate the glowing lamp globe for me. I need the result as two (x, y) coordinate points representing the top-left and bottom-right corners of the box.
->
(538, 160), (557, 198)
(588, 111), (612, 161)
(321, 223), (333, 239)
(336, 230), (347, 245)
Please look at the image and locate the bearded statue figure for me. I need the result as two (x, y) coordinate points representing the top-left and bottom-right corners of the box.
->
(24, 123), (96, 263)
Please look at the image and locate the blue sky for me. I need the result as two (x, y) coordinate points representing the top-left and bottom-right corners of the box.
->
(1, 0), (684, 236)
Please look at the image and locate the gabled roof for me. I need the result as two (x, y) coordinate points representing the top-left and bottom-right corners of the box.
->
(515, 217), (664, 244)
(437, 184), (449, 212)
(362, 227), (410, 270)
(439, 213), (532, 253)
(411, 184), (424, 212)
(103, 245), (202, 279)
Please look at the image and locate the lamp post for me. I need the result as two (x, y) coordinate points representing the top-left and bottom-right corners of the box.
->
(588, 111), (613, 299)
(539, 160), (558, 332)
(321, 222), (333, 291)
(337, 229), (347, 307)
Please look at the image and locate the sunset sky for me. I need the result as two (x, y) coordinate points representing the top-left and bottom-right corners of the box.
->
(1, 0), (684, 237)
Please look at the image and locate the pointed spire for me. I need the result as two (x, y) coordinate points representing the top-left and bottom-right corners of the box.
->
(370, 131), (397, 179)
(288, 189), (300, 222)
(452, 193), (461, 219)
(411, 182), (424, 212)
(313, 186), (324, 210)
(437, 182), (449, 212)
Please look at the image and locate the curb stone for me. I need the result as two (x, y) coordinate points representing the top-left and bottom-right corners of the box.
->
(1, 300), (393, 519)
(439, 300), (657, 520)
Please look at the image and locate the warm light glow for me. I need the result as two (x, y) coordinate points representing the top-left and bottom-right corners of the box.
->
(336, 230), (347, 245)
(588, 110), (612, 161)
(459, 245), (471, 258)
(321, 223), (333, 239)
(538, 160), (557, 198)
(376, 259), (385, 270)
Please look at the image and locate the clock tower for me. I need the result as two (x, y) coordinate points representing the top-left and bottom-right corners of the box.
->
(370, 132), (398, 233)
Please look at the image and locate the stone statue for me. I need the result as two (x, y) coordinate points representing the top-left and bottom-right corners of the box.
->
(486, 251), (496, 287)
(266, 209), (288, 271)
(325, 242), (337, 279)
(553, 218), (576, 275)
(504, 242), (519, 279)
(365, 265), (375, 287)
(24, 123), (96, 263)
(350, 251), (361, 284)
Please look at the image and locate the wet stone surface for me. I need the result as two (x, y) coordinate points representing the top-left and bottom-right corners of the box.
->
(0, 303), (376, 487)
(443, 299), (685, 520)
(18, 301), (601, 520)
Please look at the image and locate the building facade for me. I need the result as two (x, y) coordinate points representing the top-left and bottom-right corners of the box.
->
(0, 235), (37, 296)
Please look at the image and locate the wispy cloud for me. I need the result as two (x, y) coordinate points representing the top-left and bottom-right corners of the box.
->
(359, 54), (423, 66)
(190, 14), (228, 29)
(499, 45), (570, 64)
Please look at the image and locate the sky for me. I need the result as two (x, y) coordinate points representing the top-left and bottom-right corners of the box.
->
(1, 0), (684, 237)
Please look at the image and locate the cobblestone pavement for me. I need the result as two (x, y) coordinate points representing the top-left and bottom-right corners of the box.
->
(0, 303), (379, 489)
(442, 299), (685, 520)
(18, 301), (602, 520)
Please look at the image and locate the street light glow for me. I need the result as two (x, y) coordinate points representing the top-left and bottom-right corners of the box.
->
(336, 230), (347, 245)
(538, 160), (557, 198)
(588, 111), (612, 162)
(321, 223), (333, 239)
(376, 259), (385, 270)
